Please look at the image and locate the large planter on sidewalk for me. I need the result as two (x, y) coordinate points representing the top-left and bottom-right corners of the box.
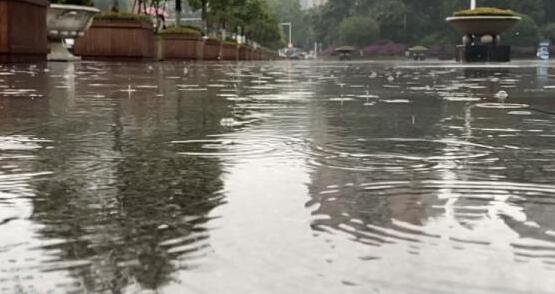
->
(0, 0), (48, 63)
(247, 47), (257, 60)
(155, 27), (203, 61)
(202, 39), (221, 61)
(221, 42), (238, 61)
(238, 45), (248, 60)
(253, 49), (263, 60)
(74, 15), (154, 60)
(446, 7), (521, 62)
(47, 4), (99, 61)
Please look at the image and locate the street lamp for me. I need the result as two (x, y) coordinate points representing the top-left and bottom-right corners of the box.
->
(279, 22), (292, 48)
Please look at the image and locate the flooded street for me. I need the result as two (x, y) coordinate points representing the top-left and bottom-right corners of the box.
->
(1, 60), (555, 293)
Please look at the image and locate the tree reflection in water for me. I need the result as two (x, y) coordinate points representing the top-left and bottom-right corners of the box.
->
(25, 62), (229, 292)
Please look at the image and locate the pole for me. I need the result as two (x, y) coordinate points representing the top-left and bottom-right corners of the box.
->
(471, 0), (476, 9)
(175, 0), (182, 26)
(288, 24), (292, 48)
(279, 22), (293, 48)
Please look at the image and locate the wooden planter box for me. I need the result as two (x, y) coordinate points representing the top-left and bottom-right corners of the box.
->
(74, 19), (154, 60)
(202, 39), (221, 61)
(156, 34), (201, 61)
(253, 49), (262, 60)
(247, 48), (256, 60)
(238, 46), (248, 60)
(221, 43), (238, 61)
(0, 0), (48, 62)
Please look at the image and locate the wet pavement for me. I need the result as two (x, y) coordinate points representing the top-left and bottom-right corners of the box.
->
(0, 60), (555, 293)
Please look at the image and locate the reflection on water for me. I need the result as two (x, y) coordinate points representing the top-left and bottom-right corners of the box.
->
(1, 60), (555, 293)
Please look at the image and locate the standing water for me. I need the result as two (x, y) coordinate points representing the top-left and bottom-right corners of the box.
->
(0, 60), (554, 293)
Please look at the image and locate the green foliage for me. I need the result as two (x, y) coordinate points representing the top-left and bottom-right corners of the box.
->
(338, 15), (380, 47)
(266, 0), (314, 49)
(454, 7), (516, 17)
(159, 26), (203, 37)
(541, 22), (555, 42)
(503, 14), (540, 46)
(95, 12), (152, 23)
(185, 0), (283, 48)
(49, 0), (93, 6)
(223, 40), (239, 46)
(310, 0), (553, 48)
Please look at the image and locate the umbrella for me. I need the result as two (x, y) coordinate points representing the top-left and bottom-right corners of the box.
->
(335, 46), (355, 53)
(408, 45), (429, 52)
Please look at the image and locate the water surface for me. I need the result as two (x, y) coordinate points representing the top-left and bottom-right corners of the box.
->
(1, 60), (555, 293)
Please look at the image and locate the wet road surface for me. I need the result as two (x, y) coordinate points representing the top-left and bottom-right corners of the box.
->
(1, 60), (555, 293)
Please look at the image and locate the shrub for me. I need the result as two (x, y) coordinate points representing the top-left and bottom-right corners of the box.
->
(223, 40), (239, 46)
(363, 40), (406, 56)
(338, 15), (380, 47)
(542, 23), (555, 42)
(159, 26), (202, 37)
(454, 7), (516, 17)
(503, 14), (540, 46)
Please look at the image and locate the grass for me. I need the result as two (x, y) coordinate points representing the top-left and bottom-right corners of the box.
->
(454, 7), (516, 17)
(223, 40), (239, 46)
(159, 26), (203, 37)
(95, 12), (152, 23)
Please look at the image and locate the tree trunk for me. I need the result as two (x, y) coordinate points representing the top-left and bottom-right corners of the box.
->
(175, 0), (181, 26)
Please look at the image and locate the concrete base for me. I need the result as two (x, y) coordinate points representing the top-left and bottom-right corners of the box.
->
(0, 0), (48, 63)
(456, 45), (511, 62)
(48, 41), (80, 61)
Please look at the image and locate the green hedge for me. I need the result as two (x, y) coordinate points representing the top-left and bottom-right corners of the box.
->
(454, 7), (516, 17)
(159, 26), (202, 37)
(223, 40), (239, 46)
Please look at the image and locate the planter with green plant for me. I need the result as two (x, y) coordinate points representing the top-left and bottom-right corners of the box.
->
(47, 0), (99, 61)
(238, 44), (249, 60)
(202, 38), (222, 61)
(447, 7), (521, 35)
(446, 6), (522, 62)
(221, 40), (239, 61)
(0, 0), (49, 63)
(74, 12), (155, 60)
(156, 25), (203, 61)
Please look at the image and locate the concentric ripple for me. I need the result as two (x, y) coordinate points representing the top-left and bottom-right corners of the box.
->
(172, 134), (302, 159)
(302, 138), (495, 172)
(310, 179), (555, 267)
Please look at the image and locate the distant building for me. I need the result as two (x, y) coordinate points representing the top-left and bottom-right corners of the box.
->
(300, 0), (327, 10)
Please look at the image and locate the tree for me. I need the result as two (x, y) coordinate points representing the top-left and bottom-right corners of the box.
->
(242, 0), (284, 48)
(310, 0), (548, 49)
(185, 0), (283, 47)
(541, 22), (555, 42)
(266, 0), (314, 49)
(503, 14), (540, 46)
(338, 15), (380, 47)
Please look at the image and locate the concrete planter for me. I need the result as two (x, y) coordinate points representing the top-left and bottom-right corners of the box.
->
(0, 0), (48, 63)
(203, 39), (221, 61)
(238, 46), (248, 60)
(446, 15), (521, 62)
(446, 16), (521, 35)
(247, 48), (257, 60)
(47, 4), (99, 61)
(74, 19), (154, 60)
(156, 33), (202, 61)
(221, 43), (238, 61)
